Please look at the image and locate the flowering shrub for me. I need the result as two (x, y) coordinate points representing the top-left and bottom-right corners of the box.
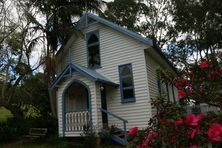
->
(128, 57), (222, 147)
(176, 57), (222, 107)
(128, 100), (222, 147)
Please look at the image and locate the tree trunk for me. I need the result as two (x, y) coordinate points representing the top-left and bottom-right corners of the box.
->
(48, 89), (57, 117)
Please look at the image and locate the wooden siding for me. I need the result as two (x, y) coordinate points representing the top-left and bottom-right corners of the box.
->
(55, 24), (100, 74)
(145, 51), (178, 115)
(145, 52), (159, 115)
(56, 72), (100, 137)
(55, 21), (177, 132)
(95, 24), (152, 130)
(57, 23), (153, 130)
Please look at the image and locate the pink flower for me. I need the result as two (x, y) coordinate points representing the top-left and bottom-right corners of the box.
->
(207, 123), (222, 142)
(176, 117), (184, 126)
(141, 140), (150, 148)
(187, 71), (194, 77)
(147, 132), (158, 140)
(178, 90), (186, 100)
(186, 88), (193, 96)
(186, 114), (203, 126)
(176, 78), (191, 89)
(187, 127), (199, 139)
(176, 80), (183, 89)
(199, 60), (209, 69)
(137, 132), (158, 148)
(128, 127), (138, 136)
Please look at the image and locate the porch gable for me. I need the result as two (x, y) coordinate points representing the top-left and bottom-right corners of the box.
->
(50, 63), (118, 90)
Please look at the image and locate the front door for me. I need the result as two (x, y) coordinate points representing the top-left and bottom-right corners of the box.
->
(100, 85), (108, 129)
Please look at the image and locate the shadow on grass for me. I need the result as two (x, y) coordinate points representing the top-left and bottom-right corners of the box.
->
(0, 136), (125, 148)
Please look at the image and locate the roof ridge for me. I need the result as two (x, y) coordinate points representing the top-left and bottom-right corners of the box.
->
(84, 12), (153, 46)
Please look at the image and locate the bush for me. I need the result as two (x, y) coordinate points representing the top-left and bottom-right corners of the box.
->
(0, 106), (13, 123)
(128, 58), (222, 147)
(0, 122), (17, 142)
(81, 128), (98, 148)
(99, 129), (112, 145)
(0, 112), (57, 143)
(128, 97), (222, 147)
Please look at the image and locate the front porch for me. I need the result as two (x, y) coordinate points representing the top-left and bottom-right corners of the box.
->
(50, 63), (119, 137)
(63, 81), (91, 136)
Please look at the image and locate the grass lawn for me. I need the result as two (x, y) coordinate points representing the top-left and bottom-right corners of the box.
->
(0, 139), (68, 148)
(0, 137), (125, 148)
(0, 106), (13, 123)
(1, 141), (60, 148)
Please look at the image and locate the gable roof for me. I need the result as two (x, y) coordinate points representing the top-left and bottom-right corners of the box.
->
(55, 13), (177, 73)
(56, 12), (153, 56)
(78, 13), (153, 46)
(50, 63), (118, 90)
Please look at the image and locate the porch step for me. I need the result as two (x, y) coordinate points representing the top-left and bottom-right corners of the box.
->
(111, 128), (127, 145)
(111, 135), (127, 145)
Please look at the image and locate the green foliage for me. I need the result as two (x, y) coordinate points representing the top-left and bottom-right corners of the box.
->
(128, 97), (222, 147)
(129, 56), (222, 147)
(81, 128), (98, 148)
(0, 123), (17, 142)
(171, 0), (222, 48)
(165, 0), (222, 66)
(0, 114), (24, 142)
(0, 106), (13, 123)
(175, 57), (222, 107)
(98, 128), (113, 145)
(21, 104), (41, 119)
(102, 0), (176, 48)
(21, 73), (51, 118)
(102, 0), (141, 33)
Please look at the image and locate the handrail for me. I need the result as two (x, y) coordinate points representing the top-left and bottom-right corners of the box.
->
(100, 108), (128, 123)
(100, 108), (128, 145)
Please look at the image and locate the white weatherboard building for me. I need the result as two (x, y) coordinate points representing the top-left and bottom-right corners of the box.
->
(50, 13), (177, 145)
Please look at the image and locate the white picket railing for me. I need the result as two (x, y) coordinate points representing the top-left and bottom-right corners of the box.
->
(65, 110), (89, 131)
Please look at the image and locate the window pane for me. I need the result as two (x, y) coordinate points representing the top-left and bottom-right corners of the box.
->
(88, 34), (98, 44)
(88, 45), (100, 67)
(122, 77), (133, 87)
(123, 89), (134, 99)
(121, 66), (131, 76)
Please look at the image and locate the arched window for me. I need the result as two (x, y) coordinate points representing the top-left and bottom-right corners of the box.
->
(119, 63), (135, 103)
(87, 31), (100, 68)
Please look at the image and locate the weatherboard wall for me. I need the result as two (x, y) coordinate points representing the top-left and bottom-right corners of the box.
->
(95, 24), (152, 129)
(55, 20), (177, 131)
(59, 22), (153, 129)
(145, 51), (178, 115)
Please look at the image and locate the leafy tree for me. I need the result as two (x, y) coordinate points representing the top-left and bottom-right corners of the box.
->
(16, 0), (104, 116)
(102, 0), (177, 48)
(102, 0), (141, 33)
(21, 73), (50, 118)
(169, 0), (222, 60)
(139, 0), (177, 48)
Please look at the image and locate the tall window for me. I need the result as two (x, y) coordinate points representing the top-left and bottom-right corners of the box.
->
(87, 31), (100, 69)
(157, 73), (170, 102)
(119, 64), (135, 103)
